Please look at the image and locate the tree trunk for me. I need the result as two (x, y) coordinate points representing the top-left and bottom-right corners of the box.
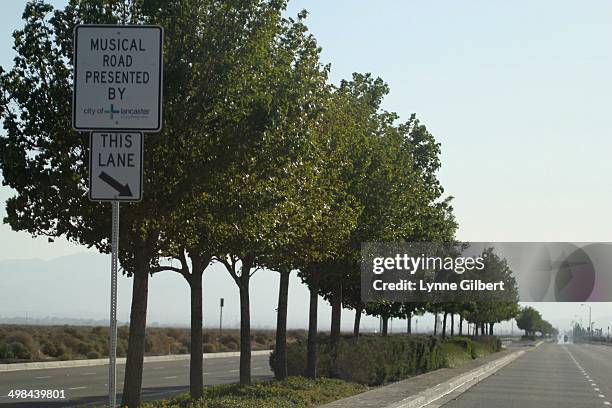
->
(189, 265), (204, 400)
(306, 270), (319, 379)
(121, 269), (149, 407)
(239, 281), (251, 385)
(474, 323), (478, 336)
(434, 314), (438, 336)
(382, 315), (389, 336)
(442, 312), (448, 338)
(406, 311), (412, 334)
(274, 271), (290, 380)
(450, 314), (455, 337)
(353, 306), (362, 339)
(489, 322), (494, 335)
(330, 282), (342, 364)
(459, 315), (463, 336)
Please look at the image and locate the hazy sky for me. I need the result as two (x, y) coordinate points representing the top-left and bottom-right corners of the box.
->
(1, 0), (611, 331)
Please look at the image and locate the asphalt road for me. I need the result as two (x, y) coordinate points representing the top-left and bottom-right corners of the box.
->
(439, 342), (612, 408)
(0, 354), (272, 407)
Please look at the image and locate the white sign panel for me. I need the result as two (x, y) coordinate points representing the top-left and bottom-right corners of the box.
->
(89, 132), (143, 201)
(73, 25), (163, 131)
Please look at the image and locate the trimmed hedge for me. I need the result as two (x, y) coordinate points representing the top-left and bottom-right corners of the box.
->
(270, 334), (501, 386)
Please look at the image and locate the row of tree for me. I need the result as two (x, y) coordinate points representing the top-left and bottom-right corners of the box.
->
(516, 306), (557, 337)
(0, 0), (519, 406)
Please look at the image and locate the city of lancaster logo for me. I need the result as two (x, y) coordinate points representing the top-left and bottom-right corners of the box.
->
(104, 104), (121, 120)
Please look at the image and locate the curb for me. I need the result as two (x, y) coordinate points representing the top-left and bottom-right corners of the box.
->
(0, 350), (272, 372)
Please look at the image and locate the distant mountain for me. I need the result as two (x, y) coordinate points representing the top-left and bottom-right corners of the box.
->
(0, 252), (359, 331)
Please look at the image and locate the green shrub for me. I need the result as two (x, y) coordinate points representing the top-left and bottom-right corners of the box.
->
(271, 335), (500, 386)
(87, 351), (101, 359)
(440, 341), (472, 368)
(220, 335), (237, 346)
(271, 335), (445, 386)
(0, 343), (14, 359)
(202, 343), (217, 353)
(10, 342), (32, 360)
(141, 377), (367, 408)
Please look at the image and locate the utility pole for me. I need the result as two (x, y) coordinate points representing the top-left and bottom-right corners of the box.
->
(219, 298), (224, 336)
(581, 304), (591, 336)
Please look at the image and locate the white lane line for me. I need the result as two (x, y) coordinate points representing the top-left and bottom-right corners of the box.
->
(82, 372), (96, 376)
(595, 388), (601, 391)
(163, 376), (178, 379)
(253, 367), (263, 370)
(68, 386), (87, 390)
(203, 372), (210, 375)
(34, 376), (51, 379)
(153, 367), (165, 370)
(229, 369), (239, 372)
(603, 401), (610, 406)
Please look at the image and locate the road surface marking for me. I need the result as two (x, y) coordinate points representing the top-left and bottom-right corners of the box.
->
(229, 369), (239, 372)
(34, 376), (51, 379)
(600, 395), (606, 398)
(153, 366), (165, 370)
(164, 376), (178, 379)
(596, 388), (601, 391)
(82, 372), (96, 376)
(254, 367), (263, 370)
(68, 386), (87, 390)
(203, 372), (210, 375)
(603, 401), (610, 406)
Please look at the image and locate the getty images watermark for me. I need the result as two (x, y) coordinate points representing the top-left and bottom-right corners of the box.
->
(361, 242), (612, 302)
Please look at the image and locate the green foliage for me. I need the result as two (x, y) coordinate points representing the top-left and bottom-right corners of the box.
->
(516, 306), (555, 337)
(141, 377), (367, 408)
(270, 334), (499, 386)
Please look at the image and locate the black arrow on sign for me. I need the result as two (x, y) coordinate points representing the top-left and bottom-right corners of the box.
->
(99, 172), (133, 197)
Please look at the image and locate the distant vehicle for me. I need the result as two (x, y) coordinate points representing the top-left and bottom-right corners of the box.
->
(564, 335), (568, 343)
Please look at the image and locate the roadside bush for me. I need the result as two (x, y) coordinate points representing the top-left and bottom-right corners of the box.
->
(440, 338), (473, 368)
(10, 342), (32, 359)
(473, 335), (502, 353)
(41, 341), (64, 358)
(141, 377), (367, 408)
(271, 334), (500, 386)
(202, 343), (217, 353)
(0, 325), (283, 363)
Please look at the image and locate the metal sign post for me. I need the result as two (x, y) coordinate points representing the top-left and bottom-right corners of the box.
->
(109, 202), (119, 408)
(73, 21), (163, 408)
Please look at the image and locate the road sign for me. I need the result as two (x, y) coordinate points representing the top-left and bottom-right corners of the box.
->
(73, 25), (163, 131)
(89, 132), (143, 201)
